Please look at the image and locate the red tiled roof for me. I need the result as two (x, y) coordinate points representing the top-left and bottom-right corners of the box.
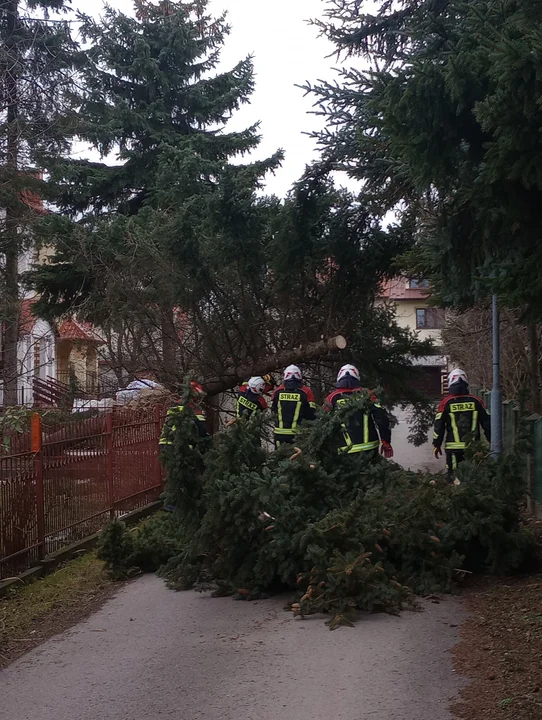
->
(58, 319), (105, 344)
(379, 277), (432, 301)
(18, 302), (103, 344)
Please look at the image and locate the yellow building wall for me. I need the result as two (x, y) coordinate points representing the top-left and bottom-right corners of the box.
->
(376, 299), (443, 344)
(56, 340), (99, 389)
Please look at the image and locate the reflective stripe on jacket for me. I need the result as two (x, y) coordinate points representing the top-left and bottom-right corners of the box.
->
(236, 389), (267, 419)
(271, 384), (316, 438)
(324, 387), (391, 453)
(433, 394), (490, 451)
(159, 404), (208, 445)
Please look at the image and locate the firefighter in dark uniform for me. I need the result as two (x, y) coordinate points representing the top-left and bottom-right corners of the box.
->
(433, 368), (491, 481)
(271, 365), (316, 447)
(159, 381), (209, 449)
(324, 364), (393, 459)
(236, 376), (272, 419)
(159, 381), (210, 512)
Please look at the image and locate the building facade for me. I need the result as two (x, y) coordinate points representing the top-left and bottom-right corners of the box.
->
(378, 277), (449, 398)
(1, 247), (105, 407)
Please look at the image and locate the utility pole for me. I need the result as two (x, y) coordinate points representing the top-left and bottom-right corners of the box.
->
(490, 294), (503, 456)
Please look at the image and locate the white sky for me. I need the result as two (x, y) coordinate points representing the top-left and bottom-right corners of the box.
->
(82, 0), (350, 198)
(209, 0), (339, 197)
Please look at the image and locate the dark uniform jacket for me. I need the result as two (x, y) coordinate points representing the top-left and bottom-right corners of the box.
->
(159, 403), (209, 447)
(324, 386), (391, 454)
(271, 382), (316, 441)
(433, 386), (490, 452)
(236, 388), (267, 419)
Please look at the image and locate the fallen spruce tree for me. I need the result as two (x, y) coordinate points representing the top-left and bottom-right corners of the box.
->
(98, 394), (538, 628)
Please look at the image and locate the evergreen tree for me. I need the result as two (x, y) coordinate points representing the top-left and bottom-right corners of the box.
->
(29, 0), (283, 384)
(0, 0), (79, 404)
(306, 0), (542, 318)
(28, 1), (431, 402)
(99, 401), (537, 628)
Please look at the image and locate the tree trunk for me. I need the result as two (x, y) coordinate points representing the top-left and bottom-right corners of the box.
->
(528, 322), (541, 413)
(203, 335), (347, 396)
(161, 309), (177, 387)
(3, 244), (20, 406)
(2, 0), (21, 407)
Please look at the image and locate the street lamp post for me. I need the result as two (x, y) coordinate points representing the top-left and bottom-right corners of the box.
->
(490, 294), (503, 456)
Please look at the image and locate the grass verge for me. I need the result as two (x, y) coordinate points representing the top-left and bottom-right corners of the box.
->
(0, 552), (120, 669)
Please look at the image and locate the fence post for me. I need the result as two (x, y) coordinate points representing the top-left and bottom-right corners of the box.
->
(154, 405), (163, 486)
(502, 401), (515, 452)
(31, 413), (45, 560)
(534, 418), (542, 520)
(106, 412), (115, 520)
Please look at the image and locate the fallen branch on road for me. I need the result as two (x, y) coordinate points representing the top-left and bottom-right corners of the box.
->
(98, 397), (539, 629)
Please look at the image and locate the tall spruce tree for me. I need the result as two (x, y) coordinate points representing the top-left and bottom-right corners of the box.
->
(30, 0), (431, 400)
(0, 0), (78, 405)
(306, 0), (542, 318)
(30, 0), (284, 385)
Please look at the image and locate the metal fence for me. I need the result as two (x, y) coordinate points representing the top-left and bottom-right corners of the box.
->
(472, 388), (542, 518)
(0, 407), (165, 580)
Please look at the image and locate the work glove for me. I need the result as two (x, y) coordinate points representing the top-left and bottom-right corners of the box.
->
(380, 441), (394, 459)
(433, 446), (443, 459)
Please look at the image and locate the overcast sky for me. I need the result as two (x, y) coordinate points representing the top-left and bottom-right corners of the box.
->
(208, 0), (339, 197)
(83, 0), (346, 198)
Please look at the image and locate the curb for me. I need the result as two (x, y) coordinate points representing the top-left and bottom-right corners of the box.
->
(0, 501), (162, 597)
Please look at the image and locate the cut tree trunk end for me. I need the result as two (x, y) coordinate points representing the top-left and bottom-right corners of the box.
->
(203, 335), (347, 396)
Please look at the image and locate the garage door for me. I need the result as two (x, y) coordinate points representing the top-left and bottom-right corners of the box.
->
(409, 367), (443, 399)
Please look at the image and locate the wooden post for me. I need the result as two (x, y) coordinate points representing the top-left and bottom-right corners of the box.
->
(105, 412), (114, 519)
(31, 413), (45, 559)
(502, 401), (515, 452)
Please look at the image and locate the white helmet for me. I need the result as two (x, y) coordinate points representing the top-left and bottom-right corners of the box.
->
(284, 365), (302, 382)
(337, 364), (360, 383)
(448, 368), (468, 386)
(248, 376), (266, 395)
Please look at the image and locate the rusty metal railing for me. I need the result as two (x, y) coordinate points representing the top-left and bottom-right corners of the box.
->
(0, 406), (165, 579)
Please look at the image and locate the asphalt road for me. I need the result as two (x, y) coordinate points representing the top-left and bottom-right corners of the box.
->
(1, 575), (464, 720)
(392, 405), (444, 473)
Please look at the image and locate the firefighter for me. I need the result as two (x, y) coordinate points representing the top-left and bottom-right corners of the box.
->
(324, 364), (393, 458)
(433, 368), (491, 481)
(271, 365), (316, 447)
(236, 376), (268, 419)
(159, 380), (209, 449)
(238, 374), (274, 397)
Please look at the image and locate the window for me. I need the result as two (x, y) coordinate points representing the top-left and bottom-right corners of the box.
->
(416, 308), (445, 329)
(409, 278), (430, 289)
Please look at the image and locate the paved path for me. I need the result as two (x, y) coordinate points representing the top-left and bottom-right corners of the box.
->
(393, 406), (444, 473)
(1, 575), (464, 720)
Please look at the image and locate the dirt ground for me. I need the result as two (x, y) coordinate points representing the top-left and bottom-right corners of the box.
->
(453, 572), (542, 719)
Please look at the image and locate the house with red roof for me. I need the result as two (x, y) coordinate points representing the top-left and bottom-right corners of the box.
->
(2, 226), (106, 407)
(56, 318), (105, 391)
(377, 277), (449, 397)
(378, 277), (446, 342)
(0, 174), (108, 406)
(15, 297), (57, 405)
(7, 290), (105, 407)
